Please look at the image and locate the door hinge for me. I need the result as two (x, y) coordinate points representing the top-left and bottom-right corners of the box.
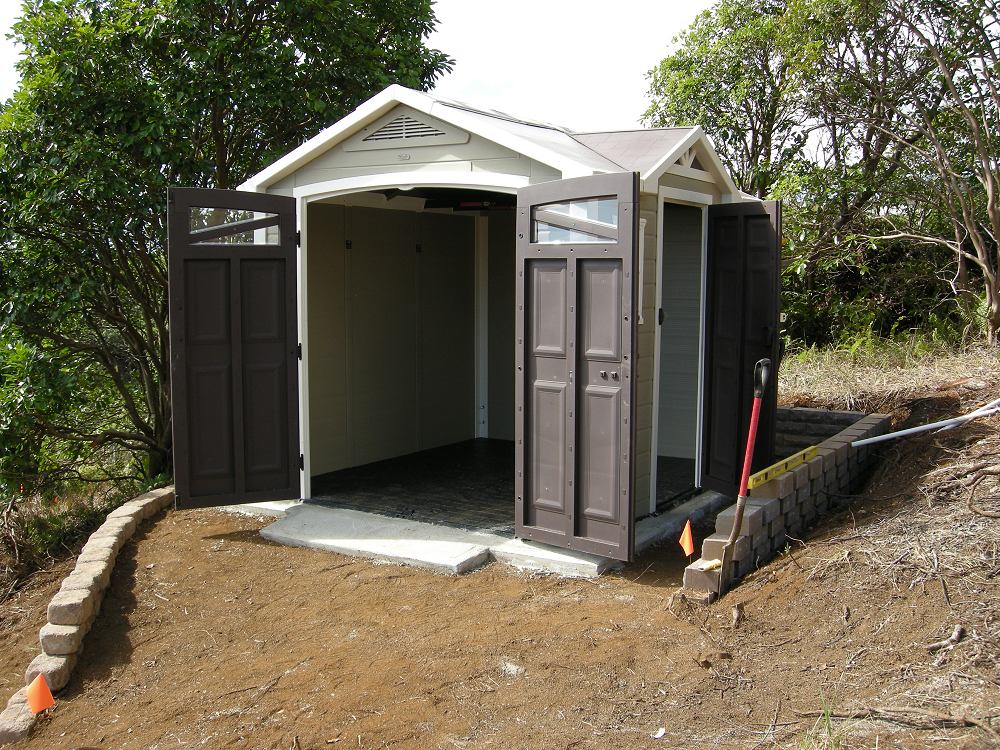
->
(346, 239), (352, 250)
(297, 343), (302, 360)
(298, 454), (304, 471)
(658, 308), (665, 325)
(296, 230), (301, 246)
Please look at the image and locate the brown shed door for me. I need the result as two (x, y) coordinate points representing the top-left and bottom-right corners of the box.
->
(515, 172), (638, 561)
(168, 188), (300, 509)
(701, 201), (781, 497)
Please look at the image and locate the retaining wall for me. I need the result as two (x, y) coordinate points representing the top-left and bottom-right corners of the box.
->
(683, 410), (891, 597)
(0, 486), (174, 745)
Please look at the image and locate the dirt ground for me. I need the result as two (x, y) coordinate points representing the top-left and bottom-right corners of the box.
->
(2, 389), (998, 749)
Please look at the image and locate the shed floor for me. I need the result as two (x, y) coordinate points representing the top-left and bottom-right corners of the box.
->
(656, 456), (696, 506)
(310, 439), (515, 534)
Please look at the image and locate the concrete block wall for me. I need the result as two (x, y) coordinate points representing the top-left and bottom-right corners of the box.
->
(774, 406), (865, 459)
(682, 411), (891, 597)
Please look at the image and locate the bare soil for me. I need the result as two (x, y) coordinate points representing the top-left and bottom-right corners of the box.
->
(1, 386), (998, 749)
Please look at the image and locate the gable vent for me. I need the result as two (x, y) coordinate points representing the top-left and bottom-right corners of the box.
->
(363, 115), (446, 142)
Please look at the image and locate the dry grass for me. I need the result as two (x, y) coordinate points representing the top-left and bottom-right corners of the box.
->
(779, 345), (999, 413)
(775, 408), (1000, 745)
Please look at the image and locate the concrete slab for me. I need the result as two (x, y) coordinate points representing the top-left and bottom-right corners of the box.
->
(635, 490), (731, 553)
(489, 538), (619, 578)
(255, 490), (732, 579)
(260, 505), (493, 574)
(223, 499), (302, 518)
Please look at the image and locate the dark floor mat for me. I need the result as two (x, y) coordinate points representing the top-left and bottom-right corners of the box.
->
(310, 439), (515, 534)
(656, 455), (696, 507)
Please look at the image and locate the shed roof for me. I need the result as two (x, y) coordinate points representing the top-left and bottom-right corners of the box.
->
(571, 129), (694, 175)
(240, 85), (738, 197)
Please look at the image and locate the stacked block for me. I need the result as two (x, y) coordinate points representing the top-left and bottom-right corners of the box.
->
(682, 410), (890, 598)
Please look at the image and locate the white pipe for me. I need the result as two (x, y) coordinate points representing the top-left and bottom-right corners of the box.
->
(852, 397), (1000, 448)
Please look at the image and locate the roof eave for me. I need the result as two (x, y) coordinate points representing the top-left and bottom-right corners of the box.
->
(239, 85), (603, 192)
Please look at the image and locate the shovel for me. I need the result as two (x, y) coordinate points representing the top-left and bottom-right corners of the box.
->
(719, 358), (771, 595)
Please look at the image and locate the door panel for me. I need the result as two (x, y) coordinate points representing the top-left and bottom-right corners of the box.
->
(701, 201), (781, 497)
(168, 188), (299, 508)
(515, 172), (638, 562)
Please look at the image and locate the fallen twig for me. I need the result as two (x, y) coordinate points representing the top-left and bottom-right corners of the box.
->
(925, 624), (965, 653)
(794, 705), (1000, 740)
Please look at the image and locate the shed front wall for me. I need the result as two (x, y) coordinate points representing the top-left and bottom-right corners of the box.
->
(270, 105), (561, 195)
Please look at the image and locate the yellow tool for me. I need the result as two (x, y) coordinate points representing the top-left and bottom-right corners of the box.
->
(747, 446), (818, 490)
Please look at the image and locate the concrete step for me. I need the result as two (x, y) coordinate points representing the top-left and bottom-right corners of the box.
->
(260, 505), (495, 574)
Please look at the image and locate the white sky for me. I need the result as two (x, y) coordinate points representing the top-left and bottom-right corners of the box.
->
(0, 1), (713, 129)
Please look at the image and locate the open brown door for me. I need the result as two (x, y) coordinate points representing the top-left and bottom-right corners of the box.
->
(701, 200), (781, 497)
(514, 172), (638, 561)
(168, 188), (300, 509)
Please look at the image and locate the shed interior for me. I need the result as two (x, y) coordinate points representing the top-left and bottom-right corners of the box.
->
(305, 190), (517, 530)
(654, 202), (704, 506)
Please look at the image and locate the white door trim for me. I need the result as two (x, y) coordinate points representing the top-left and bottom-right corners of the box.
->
(296, 196), (311, 500)
(649, 186), (713, 513)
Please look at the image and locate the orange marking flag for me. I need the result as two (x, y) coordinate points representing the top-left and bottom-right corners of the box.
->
(679, 519), (695, 557)
(26, 674), (55, 714)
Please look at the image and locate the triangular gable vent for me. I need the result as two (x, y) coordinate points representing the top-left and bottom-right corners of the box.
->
(363, 115), (446, 142)
(343, 106), (470, 152)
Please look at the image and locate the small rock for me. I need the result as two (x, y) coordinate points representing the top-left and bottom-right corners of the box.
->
(652, 727), (666, 740)
(500, 660), (524, 678)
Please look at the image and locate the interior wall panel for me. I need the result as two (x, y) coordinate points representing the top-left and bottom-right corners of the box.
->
(657, 203), (703, 460)
(306, 204), (350, 475)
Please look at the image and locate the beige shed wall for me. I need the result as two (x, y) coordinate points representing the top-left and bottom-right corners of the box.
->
(306, 203), (477, 476)
(272, 105), (560, 193)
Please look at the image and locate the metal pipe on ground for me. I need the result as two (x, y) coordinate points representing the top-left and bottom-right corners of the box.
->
(852, 396), (1000, 449)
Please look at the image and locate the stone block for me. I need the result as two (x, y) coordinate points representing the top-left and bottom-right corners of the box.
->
(715, 504), (763, 537)
(781, 494), (798, 514)
(768, 515), (785, 537)
(60, 562), (110, 592)
(748, 497), (780, 524)
(40, 623), (85, 656)
(99, 515), (137, 537)
(0, 701), (34, 744)
(701, 532), (750, 562)
(76, 545), (116, 567)
(82, 532), (124, 557)
(792, 464), (810, 489)
(5, 689), (27, 712)
(808, 456), (825, 480)
(24, 652), (76, 692)
(683, 560), (721, 594)
(150, 487), (175, 511)
(771, 531), (788, 553)
(47, 588), (97, 626)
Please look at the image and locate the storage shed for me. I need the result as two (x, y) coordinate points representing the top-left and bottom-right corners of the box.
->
(166, 84), (781, 562)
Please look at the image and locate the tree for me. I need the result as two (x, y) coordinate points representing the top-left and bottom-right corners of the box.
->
(791, 0), (1000, 342)
(643, 0), (807, 198)
(0, 0), (452, 489)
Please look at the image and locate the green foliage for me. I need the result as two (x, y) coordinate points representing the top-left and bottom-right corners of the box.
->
(0, 0), (453, 499)
(644, 0), (807, 197)
(647, 0), (1000, 347)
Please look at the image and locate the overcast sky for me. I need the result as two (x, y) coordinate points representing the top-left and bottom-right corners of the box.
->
(0, 1), (713, 129)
